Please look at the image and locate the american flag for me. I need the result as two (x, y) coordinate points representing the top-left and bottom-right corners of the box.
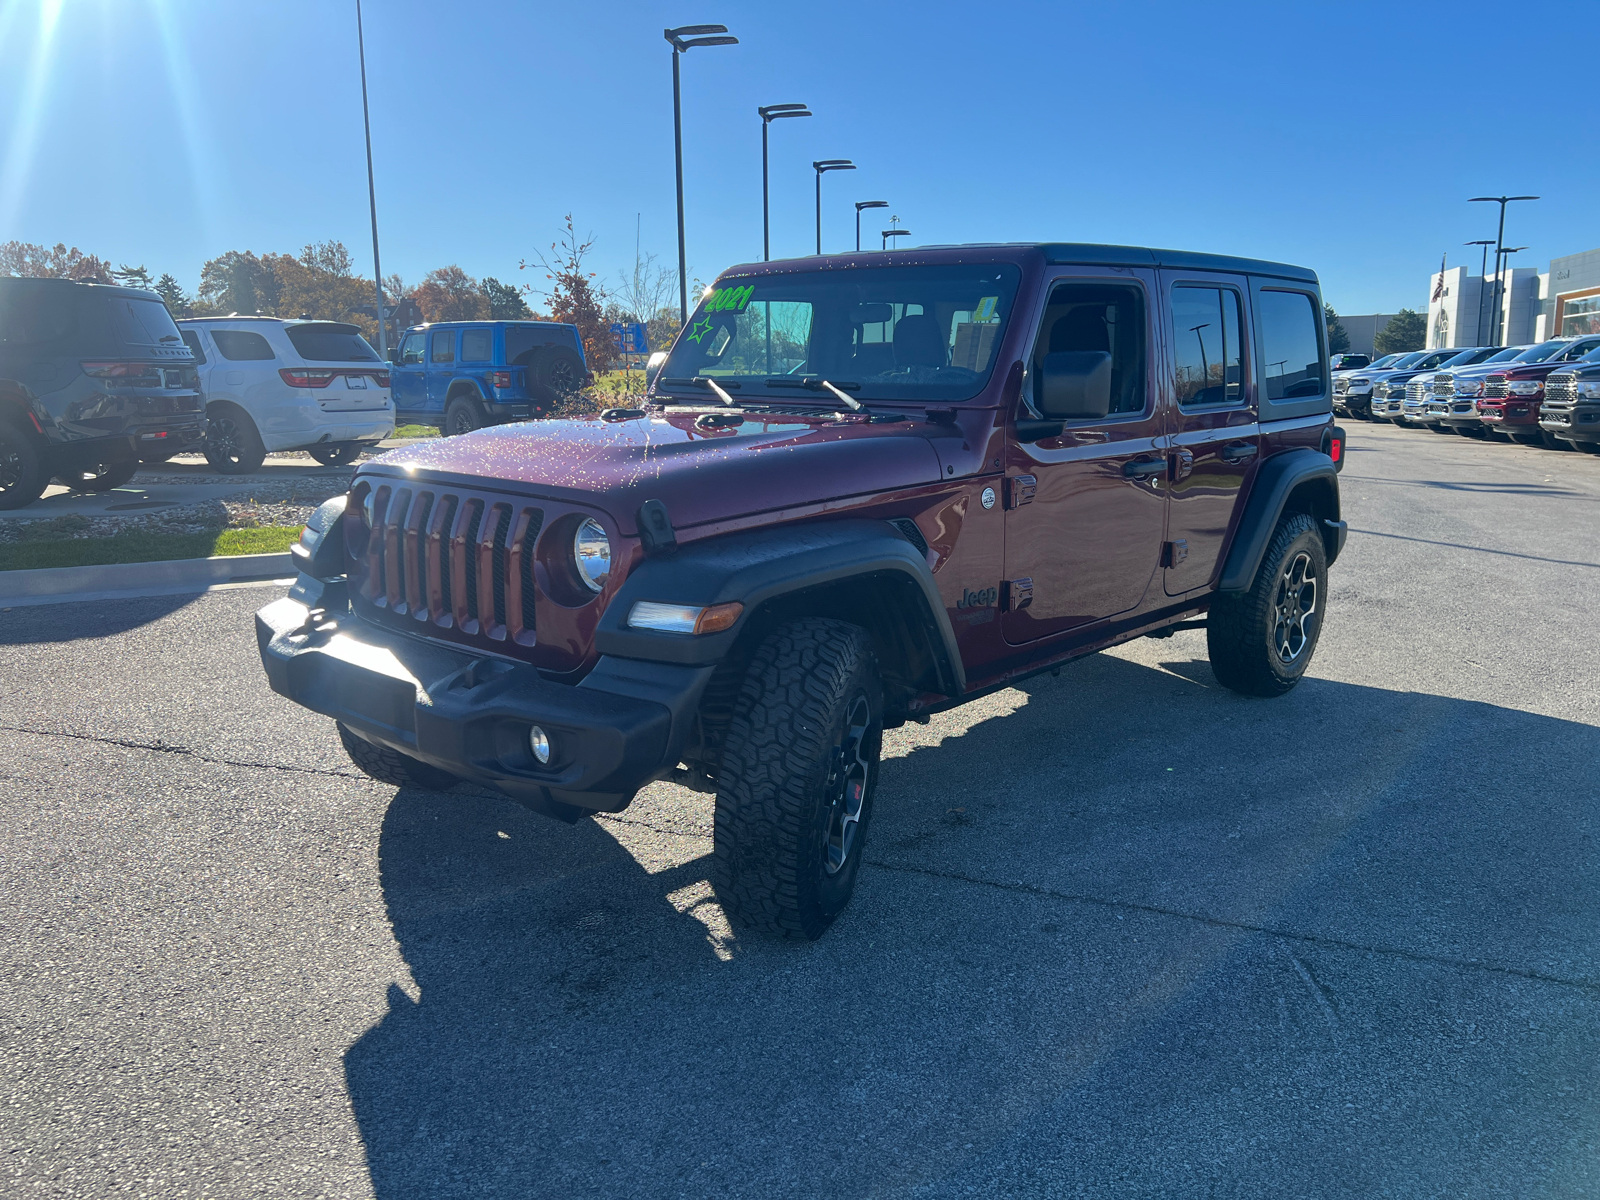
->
(1431, 254), (1446, 302)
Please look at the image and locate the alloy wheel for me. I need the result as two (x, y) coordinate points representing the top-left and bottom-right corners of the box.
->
(1272, 551), (1317, 664)
(822, 693), (873, 876)
(208, 417), (242, 464)
(549, 359), (578, 394)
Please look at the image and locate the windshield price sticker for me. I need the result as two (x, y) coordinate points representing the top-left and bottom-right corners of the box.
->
(702, 285), (755, 314)
(973, 296), (1000, 323)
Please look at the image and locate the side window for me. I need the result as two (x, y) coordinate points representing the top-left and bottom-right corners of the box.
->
(460, 327), (492, 362)
(211, 330), (276, 361)
(180, 329), (207, 364)
(430, 330), (455, 364)
(1561, 337), (1600, 361)
(1259, 290), (1325, 400)
(399, 332), (426, 365)
(1170, 286), (1243, 406)
(1031, 282), (1146, 415)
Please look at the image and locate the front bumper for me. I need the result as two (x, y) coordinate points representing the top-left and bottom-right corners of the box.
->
(256, 582), (713, 817)
(1437, 399), (1482, 426)
(1478, 401), (1540, 427)
(1540, 402), (1600, 442)
(1400, 400), (1438, 424)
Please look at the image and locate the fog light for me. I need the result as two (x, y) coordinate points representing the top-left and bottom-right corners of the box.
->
(529, 726), (551, 764)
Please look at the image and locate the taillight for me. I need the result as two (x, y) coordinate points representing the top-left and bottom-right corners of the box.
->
(373, 371), (390, 389)
(81, 360), (163, 385)
(1329, 435), (1342, 464)
(280, 368), (338, 388)
(489, 371), (513, 389)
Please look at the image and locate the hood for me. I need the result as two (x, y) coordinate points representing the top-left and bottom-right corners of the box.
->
(359, 410), (947, 535)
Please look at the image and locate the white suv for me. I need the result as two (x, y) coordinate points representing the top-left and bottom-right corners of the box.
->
(176, 317), (395, 473)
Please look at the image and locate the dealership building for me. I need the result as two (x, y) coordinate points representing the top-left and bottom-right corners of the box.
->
(1427, 246), (1600, 349)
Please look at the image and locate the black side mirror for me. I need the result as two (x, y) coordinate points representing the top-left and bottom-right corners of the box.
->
(1038, 350), (1112, 419)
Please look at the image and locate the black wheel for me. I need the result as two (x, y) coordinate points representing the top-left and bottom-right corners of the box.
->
(713, 618), (883, 940)
(337, 722), (458, 791)
(204, 406), (266, 473)
(533, 347), (586, 397)
(1538, 430), (1571, 451)
(1207, 512), (1326, 698)
(1429, 424), (1455, 434)
(0, 419), (48, 510)
(54, 459), (138, 492)
(444, 396), (483, 437)
(307, 442), (362, 466)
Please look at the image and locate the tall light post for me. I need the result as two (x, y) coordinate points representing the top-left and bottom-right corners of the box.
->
(855, 200), (887, 252)
(1465, 239), (1494, 345)
(812, 160), (855, 255)
(354, 0), (386, 359)
(881, 228), (910, 251)
(666, 25), (739, 323)
(1469, 194), (1538, 346)
(759, 103), (811, 261)
(1496, 246), (1528, 344)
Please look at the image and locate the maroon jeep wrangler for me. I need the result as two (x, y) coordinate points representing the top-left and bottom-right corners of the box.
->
(258, 243), (1347, 939)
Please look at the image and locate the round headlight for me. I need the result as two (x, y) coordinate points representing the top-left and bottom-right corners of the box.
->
(573, 518), (612, 593)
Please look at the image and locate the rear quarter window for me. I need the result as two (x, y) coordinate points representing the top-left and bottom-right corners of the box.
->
(0, 285), (75, 344)
(1255, 285), (1329, 417)
(212, 330), (277, 361)
(460, 328), (493, 362)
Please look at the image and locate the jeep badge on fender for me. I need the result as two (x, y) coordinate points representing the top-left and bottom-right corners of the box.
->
(256, 241), (1346, 941)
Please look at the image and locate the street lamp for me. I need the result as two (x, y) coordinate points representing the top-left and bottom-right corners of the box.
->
(666, 24), (739, 323)
(354, 0), (386, 359)
(881, 228), (910, 250)
(855, 200), (888, 252)
(1469, 194), (1538, 345)
(759, 104), (811, 262)
(1465, 239), (1495, 344)
(812, 160), (855, 255)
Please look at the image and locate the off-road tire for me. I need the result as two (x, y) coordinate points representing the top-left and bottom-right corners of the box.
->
(713, 618), (884, 940)
(308, 442), (362, 466)
(204, 406), (267, 473)
(1207, 512), (1326, 698)
(0, 419), (47, 510)
(54, 460), (138, 492)
(337, 721), (458, 791)
(533, 347), (586, 397)
(444, 396), (483, 437)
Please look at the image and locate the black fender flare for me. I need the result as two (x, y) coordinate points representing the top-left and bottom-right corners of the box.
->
(445, 379), (486, 405)
(1217, 448), (1344, 593)
(595, 518), (966, 698)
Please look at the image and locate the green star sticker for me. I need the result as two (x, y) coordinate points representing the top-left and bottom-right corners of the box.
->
(687, 316), (714, 344)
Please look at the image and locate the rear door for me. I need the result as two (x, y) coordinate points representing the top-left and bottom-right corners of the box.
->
(425, 328), (456, 410)
(1002, 268), (1167, 644)
(1160, 271), (1257, 595)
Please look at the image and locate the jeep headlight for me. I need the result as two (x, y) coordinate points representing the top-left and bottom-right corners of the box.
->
(573, 518), (612, 592)
(1508, 380), (1543, 395)
(1580, 381), (1600, 400)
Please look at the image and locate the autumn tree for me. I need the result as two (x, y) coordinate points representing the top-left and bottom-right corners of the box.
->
(0, 241), (112, 282)
(521, 215), (615, 372)
(198, 250), (279, 315)
(614, 250), (677, 350)
(414, 265), (490, 322)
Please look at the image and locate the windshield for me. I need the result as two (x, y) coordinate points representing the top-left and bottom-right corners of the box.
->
(1368, 354), (1403, 369)
(658, 263), (1022, 403)
(1516, 340), (1579, 364)
(1438, 348), (1488, 368)
(1484, 345), (1529, 363)
(1388, 352), (1427, 369)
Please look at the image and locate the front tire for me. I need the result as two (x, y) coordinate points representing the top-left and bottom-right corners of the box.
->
(713, 619), (883, 940)
(1207, 512), (1326, 698)
(204, 407), (267, 473)
(337, 722), (458, 791)
(0, 419), (48, 510)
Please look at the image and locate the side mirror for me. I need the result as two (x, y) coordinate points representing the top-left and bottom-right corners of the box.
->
(1037, 351), (1112, 419)
(645, 350), (668, 390)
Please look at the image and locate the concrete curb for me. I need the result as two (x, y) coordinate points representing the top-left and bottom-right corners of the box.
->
(0, 552), (295, 606)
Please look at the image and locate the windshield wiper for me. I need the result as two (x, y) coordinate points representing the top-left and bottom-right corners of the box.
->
(659, 375), (743, 403)
(763, 377), (863, 412)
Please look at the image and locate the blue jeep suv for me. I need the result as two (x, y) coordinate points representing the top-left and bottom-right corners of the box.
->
(389, 320), (590, 435)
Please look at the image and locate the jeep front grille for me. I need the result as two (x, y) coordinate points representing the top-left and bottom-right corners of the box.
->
(357, 482), (544, 648)
(1484, 374), (1509, 399)
(1546, 375), (1577, 403)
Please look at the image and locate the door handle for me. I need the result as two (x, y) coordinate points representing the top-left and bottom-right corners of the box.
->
(1122, 457), (1167, 480)
(1220, 441), (1259, 465)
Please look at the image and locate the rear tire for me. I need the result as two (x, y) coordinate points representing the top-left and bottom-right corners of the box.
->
(337, 722), (458, 791)
(713, 618), (883, 940)
(1207, 512), (1326, 698)
(444, 396), (483, 437)
(0, 419), (47, 510)
(54, 459), (138, 492)
(204, 406), (267, 473)
(307, 442), (362, 466)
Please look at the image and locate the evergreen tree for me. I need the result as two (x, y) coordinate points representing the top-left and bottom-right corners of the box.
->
(153, 273), (189, 314)
(482, 276), (532, 320)
(1324, 304), (1350, 354)
(1374, 308), (1426, 355)
(112, 263), (153, 289)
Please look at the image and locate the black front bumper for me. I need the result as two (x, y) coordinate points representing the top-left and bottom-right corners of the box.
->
(256, 581), (713, 817)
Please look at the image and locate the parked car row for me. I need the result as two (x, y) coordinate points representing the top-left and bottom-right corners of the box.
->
(0, 277), (593, 509)
(1333, 336), (1600, 451)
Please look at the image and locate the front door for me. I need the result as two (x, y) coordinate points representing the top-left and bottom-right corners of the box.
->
(1002, 271), (1168, 645)
(1161, 273), (1258, 595)
(391, 331), (426, 415)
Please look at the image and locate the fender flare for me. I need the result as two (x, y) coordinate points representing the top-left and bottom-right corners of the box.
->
(0, 381), (43, 435)
(445, 378), (487, 405)
(595, 518), (966, 698)
(1217, 448), (1343, 593)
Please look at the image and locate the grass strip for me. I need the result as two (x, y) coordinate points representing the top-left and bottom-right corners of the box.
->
(0, 525), (304, 572)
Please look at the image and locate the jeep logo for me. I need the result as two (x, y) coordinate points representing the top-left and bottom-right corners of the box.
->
(957, 586), (998, 609)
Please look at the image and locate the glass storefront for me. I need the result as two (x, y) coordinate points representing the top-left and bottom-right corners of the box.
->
(1561, 294), (1600, 337)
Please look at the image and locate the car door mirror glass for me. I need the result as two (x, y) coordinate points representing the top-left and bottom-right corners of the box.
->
(1038, 351), (1112, 419)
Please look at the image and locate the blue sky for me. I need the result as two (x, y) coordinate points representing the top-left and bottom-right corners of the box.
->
(0, 0), (1586, 316)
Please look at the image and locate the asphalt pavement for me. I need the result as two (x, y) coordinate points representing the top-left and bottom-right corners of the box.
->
(4, 421), (1600, 1198)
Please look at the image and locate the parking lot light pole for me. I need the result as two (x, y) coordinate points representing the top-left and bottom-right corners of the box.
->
(1465, 239), (1495, 345)
(1469, 195), (1538, 346)
(881, 228), (910, 251)
(759, 104), (811, 261)
(355, 0), (386, 360)
(666, 25), (739, 323)
(812, 160), (855, 255)
(855, 200), (888, 252)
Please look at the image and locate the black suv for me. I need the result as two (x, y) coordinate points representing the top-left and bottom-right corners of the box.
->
(0, 278), (203, 508)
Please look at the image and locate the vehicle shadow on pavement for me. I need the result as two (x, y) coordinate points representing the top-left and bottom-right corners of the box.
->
(345, 653), (1600, 1199)
(0, 591), (203, 644)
